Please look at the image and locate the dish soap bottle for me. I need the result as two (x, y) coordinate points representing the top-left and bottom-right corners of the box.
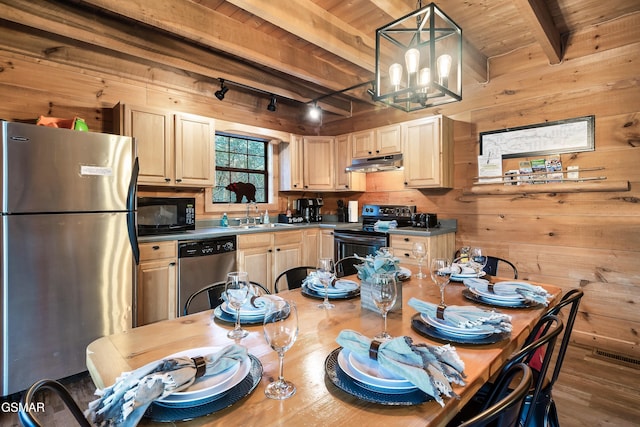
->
(263, 210), (270, 224)
(221, 212), (229, 227)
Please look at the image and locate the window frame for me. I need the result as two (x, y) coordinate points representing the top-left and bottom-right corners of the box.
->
(212, 132), (269, 204)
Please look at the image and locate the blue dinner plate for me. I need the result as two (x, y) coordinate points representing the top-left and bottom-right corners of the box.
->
(302, 284), (360, 300)
(324, 347), (432, 406)
(213, 306), (265, 325)
(462, 288), (542, 309)
(145, 354), (263, 422)
(411, 314), (510, 345)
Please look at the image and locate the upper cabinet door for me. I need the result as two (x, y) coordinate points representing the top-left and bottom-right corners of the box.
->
(402, 116), (453, 188)
(280, 134), (304, 191)
(117, 104), (173, 186)
(351, 129), (375, 158)
(335, 134), (365, 191)
(174, 113), (215, 186)
(375, 124), (402, 156)
(302, 136), (335, 190)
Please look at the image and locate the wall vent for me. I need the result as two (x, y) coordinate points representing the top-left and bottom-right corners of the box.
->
(592, 349), (640, 369)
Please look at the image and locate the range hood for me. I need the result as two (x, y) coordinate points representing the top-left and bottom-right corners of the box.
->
(345, 154), (403, 172)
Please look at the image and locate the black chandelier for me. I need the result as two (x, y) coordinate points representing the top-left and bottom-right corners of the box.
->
(372, 2), (462, 112)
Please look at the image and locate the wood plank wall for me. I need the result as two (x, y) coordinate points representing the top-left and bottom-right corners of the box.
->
(0, 10), (638, 359)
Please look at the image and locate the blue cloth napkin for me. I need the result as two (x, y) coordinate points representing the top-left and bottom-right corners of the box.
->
(408, 297), (512, 333)
(86, 344), (247, 427)
(222, 285), (273, 311)
(463, 278), (552, 306)
(336, 330), (466, 406)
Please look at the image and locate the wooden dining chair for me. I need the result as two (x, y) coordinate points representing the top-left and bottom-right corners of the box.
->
(448, 314), (564, 427)
(522, 288), (584, 427)
(456, 363), (533, 427)
(274, 266), (315, 292)
(335, 256), (360, 278)
(183, 281), (270, 315)
(19, 379), (91, 427)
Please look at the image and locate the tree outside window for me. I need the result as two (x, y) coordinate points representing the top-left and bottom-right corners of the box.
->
(213, 133), (268, 203)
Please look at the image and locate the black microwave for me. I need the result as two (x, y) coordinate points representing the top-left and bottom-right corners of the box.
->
(137, 197), (196, 235)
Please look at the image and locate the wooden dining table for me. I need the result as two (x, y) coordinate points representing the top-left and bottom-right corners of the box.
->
(86, 265), (560, 427)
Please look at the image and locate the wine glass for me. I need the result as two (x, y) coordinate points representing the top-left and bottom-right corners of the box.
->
(470, 247), (488, 278)
(316, 257), (335, 310)
(370, 273), (398, 341)
(263, 299), (299, 400)
(430, 258), (453, 306)
(225, 271), (250, 339)
(412, 242), (427, 279)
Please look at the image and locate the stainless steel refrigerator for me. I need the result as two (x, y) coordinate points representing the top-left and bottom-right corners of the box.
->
(0, 121), (138, 397)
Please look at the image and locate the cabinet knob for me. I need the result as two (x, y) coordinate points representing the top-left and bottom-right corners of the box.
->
(152, 245), (160, 250)
(345, 185), (349, 189)
(404, 253), (410, 258)
(276, 248), (281, 251)
(169, 262), (176, 266)
(293, 184), (298, 188)
(175, 179), (182, 183)
(404, 182), (408, 185)
(404, 237), (409, 242)
(368, 151), (372, 155)
(268, 249), (273, 253)
(375, 150), (380, 153)
(304, 185), (309, 188)
(165, 178), (171, 182)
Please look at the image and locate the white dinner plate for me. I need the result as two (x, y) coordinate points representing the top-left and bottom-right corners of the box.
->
(337, 349), (417, 393)
(420, 314), (494, 338)
(156, 347), (251, 404)
(451, 271), (486, 281)
(309, 279), (359, 295)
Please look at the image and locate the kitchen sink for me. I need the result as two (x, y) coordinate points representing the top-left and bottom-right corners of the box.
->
(229, 223), (296, 229)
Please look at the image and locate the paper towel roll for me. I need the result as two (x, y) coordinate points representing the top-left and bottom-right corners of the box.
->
(348, 201), (359, 222)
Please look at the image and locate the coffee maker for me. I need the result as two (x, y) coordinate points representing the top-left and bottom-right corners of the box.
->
(295, 198), (323, 222)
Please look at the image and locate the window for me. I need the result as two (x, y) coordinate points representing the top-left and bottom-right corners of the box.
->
(213, 132), (268, 203)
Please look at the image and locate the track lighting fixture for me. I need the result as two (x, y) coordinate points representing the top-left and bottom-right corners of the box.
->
(267, 95), (277, 112)
(215, 80), (229, 100)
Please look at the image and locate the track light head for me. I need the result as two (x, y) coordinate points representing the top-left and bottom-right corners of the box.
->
(267, 95), (277, 112)
(308, 102), (321, 121)
(215, 80), (229, 100)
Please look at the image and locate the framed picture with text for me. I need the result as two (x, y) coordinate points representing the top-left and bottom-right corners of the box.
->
(480, 115), (595, 159)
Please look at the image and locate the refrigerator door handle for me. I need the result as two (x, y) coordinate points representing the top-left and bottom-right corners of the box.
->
(127, 157), (140, 264)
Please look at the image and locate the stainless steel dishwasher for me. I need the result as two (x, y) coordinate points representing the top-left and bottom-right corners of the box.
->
(178, 236), (237, 315)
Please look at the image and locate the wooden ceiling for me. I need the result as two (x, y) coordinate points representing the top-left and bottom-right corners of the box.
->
(2, 0), (638, 122)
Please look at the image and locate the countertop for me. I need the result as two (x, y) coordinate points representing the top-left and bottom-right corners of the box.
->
(138, 218), (457, 243)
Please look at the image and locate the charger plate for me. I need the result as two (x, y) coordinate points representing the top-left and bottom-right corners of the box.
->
(325, 347), (431, 406)
(145, 354), (262, 422)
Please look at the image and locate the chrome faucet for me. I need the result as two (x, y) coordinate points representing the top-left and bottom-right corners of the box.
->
(245, 201), (258, 224)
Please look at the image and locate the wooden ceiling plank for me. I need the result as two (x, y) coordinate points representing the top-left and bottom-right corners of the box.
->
(75, 0), (365, 91)
(225, 0), (376, 72)
(512, 0), (563, 64)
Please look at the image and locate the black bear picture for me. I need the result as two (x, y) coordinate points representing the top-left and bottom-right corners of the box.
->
(226, 182), (257, 203)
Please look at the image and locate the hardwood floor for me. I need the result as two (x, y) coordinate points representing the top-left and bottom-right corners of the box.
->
(1, 344), (638, 426)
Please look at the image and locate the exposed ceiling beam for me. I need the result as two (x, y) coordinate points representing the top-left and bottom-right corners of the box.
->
(76, 0), (366, 92)
(512, 0), (563, 64)
(225, 0), (376, 73)
(369, 0), (488, 83)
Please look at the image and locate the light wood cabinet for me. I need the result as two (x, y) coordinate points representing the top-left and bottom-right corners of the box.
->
(402, 115), (453, 188)
(279, 134), (304, 191)
(335, 134), (366, 191)
(237, 231), (302, 292)
(114, 103), (215, 187)
(302, 228), (320, 266)
(389, 233), (455, 269)
(320, 229), (335, 259)
(352, 124), (402, 159)
(303, 136), (335, 190)
(136, 241), (177, 326)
